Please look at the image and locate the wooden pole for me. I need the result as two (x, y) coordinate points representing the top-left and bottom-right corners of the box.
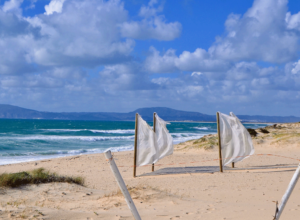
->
(152, 112), (156, 172)
(232, 162), (235, 168)
(216, 112), (223, 173)
(133, 113), (138, 178)
(105, 150), (142, 220)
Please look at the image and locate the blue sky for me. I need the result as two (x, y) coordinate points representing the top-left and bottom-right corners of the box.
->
(1, 0), (300, 116)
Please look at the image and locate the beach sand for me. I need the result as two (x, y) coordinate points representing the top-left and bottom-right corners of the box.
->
(1, 123), (300, 219)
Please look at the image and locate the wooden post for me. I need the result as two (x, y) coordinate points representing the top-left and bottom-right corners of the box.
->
(152, 112), (156, 172)
(133, 113), (138, 178)
(216, 112), (223, 173)
(232, 162), (235, 168)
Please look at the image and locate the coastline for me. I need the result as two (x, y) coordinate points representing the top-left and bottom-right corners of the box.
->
(0, 121), (270, 166)
(169, 121), (274, 124)
(1, 123), (300, 219)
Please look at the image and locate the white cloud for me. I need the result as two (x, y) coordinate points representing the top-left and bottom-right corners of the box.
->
(191, 72), (202, 76)
(0, 0), (182, 76)
(251, 77), (270, 87)
(286, 11), (300, 30)
(209, 0), (299, 63)
(176, 49), (230, 72)
(144, 0), (300, 77)
(98, 63), (158, 91)
(139, 0), (162, 17)
(0, 0), (137, 73)
(145, 47), (178, 73)
(28, 0), (134, 66)
(225, 62), (259, 81)
(0, 0), (300, 115)
(44, 0), (65, 15)
(120, 17), (181, 41)
(145, 47), (231, 73)
(2, 0), (23, 13)
(26, 0), (38, 10)
(291, 60), (300, 74)
(120, 0), (181, 41)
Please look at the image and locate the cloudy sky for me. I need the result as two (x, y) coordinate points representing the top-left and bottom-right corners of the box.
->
(1, 0), (300, 116)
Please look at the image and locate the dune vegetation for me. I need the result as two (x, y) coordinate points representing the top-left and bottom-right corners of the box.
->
(0, 168), (84, 188)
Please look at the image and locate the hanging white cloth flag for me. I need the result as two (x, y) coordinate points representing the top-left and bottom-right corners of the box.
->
(155, 114), (174, 161)
(219, 112), (255, 166)
(136, 114), (159, 167)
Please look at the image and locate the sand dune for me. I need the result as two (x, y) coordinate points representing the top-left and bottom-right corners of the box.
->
(1, 123), (300, 219)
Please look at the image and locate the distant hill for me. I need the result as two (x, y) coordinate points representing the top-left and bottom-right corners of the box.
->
(127, 107), (215, 121)
(0, 104), (299, 123)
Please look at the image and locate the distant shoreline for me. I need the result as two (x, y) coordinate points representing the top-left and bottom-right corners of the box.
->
(168, 121), (273, 124)
(0, 121), (270, 166)
(0, 104), (299, 123)
(0, 118), (276, 124)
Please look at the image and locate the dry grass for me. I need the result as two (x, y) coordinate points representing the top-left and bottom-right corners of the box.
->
(177, 123), (300, 151)
(177, 134), (218, 151)
(101, 184), (182, 202)
(0, 168), (84, 188)
(253, 123), (300, 146)
(192, 135), (218, 150)
(179, 123), (300, 150)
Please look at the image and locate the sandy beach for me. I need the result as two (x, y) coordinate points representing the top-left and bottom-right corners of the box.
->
(1, 123), (300, 220)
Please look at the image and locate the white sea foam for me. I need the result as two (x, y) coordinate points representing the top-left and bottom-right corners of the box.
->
(173, 134), (205, 144)
(170, 132), (207, 144)
(172, 132), (202, 137)
(90, 129), (135, 134)
(0, 155), (59, 165)
(0, 145), (134, 165)
(41, 129), (135, 134)
(194, 127), (209, 130)
(48, 145), (134, 155)
(2, 135), (135, 141)
(0, 131), (205, 165)
(106, 145), (134, 152)
(0, 121), (265, 166)
(41, 129), (83, 132)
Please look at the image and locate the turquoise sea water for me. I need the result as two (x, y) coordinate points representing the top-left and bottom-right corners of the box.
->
(0, 119), (267, 165)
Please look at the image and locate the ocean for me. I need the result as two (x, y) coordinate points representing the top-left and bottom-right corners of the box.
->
(0, 119), (267, 165)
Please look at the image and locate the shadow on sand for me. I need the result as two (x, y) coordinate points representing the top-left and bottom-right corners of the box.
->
(140, 164), (298, 177)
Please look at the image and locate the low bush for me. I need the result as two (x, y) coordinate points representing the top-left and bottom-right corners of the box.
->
(0, 168), (84, 188)
(247, 128), (258, 137)
(259, 128), (270, 134)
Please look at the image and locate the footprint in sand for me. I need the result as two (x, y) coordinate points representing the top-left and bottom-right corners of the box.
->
(119, 216), (131, 219)
(185, 212), (194, 215)
(169, 216), (181, 219)
(206, 204), (215, 212)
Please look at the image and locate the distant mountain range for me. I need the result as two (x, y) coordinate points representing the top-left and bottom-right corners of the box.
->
(0, 104), (299, 123)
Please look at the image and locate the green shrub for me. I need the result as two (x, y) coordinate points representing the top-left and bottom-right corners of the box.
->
(259, 128), (270, 134)
(247, 128), (258, 137)
(0, 168), (84, 188)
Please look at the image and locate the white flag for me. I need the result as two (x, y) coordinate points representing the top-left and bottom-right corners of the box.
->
(136, 115), (158, 167)
(219, 112), (255, 166)
(155, 114), (174, 161)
